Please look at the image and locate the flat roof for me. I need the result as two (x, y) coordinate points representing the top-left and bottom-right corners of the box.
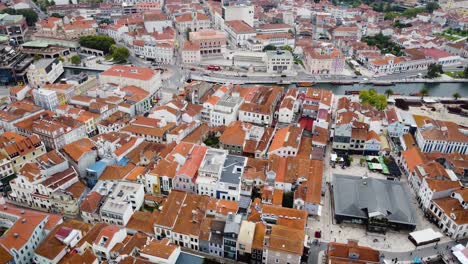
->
(409, 228), (443, 244)
(22, 38), (80, 49)
(220, 155), (246, 184)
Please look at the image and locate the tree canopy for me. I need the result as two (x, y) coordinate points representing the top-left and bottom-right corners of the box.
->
(79, 35), (116, 53)
(359, 88), (388, 110)
(109, 45), (130, 64)
(70, 55), (81, 65)
(263, 44), (277, 51)
(426, 63), (443, 79)
(362, 33), (405, 56)
(1, 8), (38, 26)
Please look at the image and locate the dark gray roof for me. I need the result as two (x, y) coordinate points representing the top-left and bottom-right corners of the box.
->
(210, 233), (224, 245)
(220, 155), (247, 184)
(238, 195), (251, 210)
(333, 174), (417, 226)
(176, 252), (204, 264)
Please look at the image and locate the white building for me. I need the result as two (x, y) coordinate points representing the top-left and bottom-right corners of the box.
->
(9, 160), (79, 212)
(26, 58), (64, 88)
(92, 225), (127, 262)
(100, 65), (162, 95)
(210, 95), (243, 127)
(385, 108), (413, 138)
(224, 20), (256, 47)
(99, 181), (145, 226)
(429, 188), (468, 239)
(132, 40), (174, 64)
(0, 204), (62, 264)
(265, 50), (294, 74)
(33, 88), (59, 110)
(221, 2), (254, 27)
(196, 148), (228, 197)
(415, 120), (468, 154)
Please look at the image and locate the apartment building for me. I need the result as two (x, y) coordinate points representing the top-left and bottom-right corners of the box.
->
(238, 86), (282, 126)
(62, 138), (98, 177)
(175, 12), (210, 32)
(268, 126), (303, 158)
(33, 88), (59, 110)
(0, 133), (46, 172)
(173, 145), (208, 193)
(100, 65), (162, 95)
(0, 204), (62, 264)
(0, 13), (28, 44)
(415, 118), (468, 155)
(278, 88), (300, 124)
(429, 188), (468, 239)
(99, 181), (144, 226)
(92, 225), (127, 262)
(26, 58), (64, 89)
(132, 40), (174, 64)
(304, 44), (345, 75)
(32, 116), (87, 150)
(9, 152), (80, 211)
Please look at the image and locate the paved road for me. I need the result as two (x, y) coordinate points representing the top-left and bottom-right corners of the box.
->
(307, 239), (467, 264)
(308, 242), (328, 264)
(26, 0), (47, 19)
(382, 239), (468, 262)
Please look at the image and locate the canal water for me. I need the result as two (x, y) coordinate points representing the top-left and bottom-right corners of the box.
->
(63, 68), (467, 96)
(315, 82), (467, 97)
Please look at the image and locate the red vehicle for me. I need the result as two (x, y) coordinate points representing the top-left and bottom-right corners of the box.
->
(207, 65), (221, 71)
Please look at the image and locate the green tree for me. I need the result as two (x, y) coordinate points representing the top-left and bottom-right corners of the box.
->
(425, 2), (440, 13)
(359, 158), (366, 167)
(384, 89), (394, 98)
(453, 93), (461, 101)
(263, 44), (277, 51)
(1, 8), (38, 26)
(359, 88), (388, 110)
(33, 54), (42, 61)
(280, 45), (294, 53)
(50, 0), (56, 5)
(110, 45), (130, 64)
(384, 12), (400, 20)
(70, 55), (81, 65)
(420, 88), (429, 100)
(79, 35), (116, 53)
(50, 13), (63, 18)
(426, 63), (443, 79)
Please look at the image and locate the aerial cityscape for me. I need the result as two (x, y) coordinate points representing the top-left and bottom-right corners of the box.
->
(0, 0), (466, 263)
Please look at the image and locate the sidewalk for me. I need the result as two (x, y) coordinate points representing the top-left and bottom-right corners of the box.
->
(382, 239), (465, 263)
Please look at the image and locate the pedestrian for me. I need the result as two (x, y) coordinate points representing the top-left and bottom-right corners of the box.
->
(410, 252), (413, 256)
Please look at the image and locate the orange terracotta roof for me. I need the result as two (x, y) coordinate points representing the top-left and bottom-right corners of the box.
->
(101, 65), (157, 81)
(401, 147), (425, 172)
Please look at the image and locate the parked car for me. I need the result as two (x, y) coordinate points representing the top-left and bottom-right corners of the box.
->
(207, 65), (221, 71)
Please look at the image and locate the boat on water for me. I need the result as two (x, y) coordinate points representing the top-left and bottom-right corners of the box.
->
(297, 82), (314, 87)
(345, 90), (361, 95)
(372, 81), (394, 86)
